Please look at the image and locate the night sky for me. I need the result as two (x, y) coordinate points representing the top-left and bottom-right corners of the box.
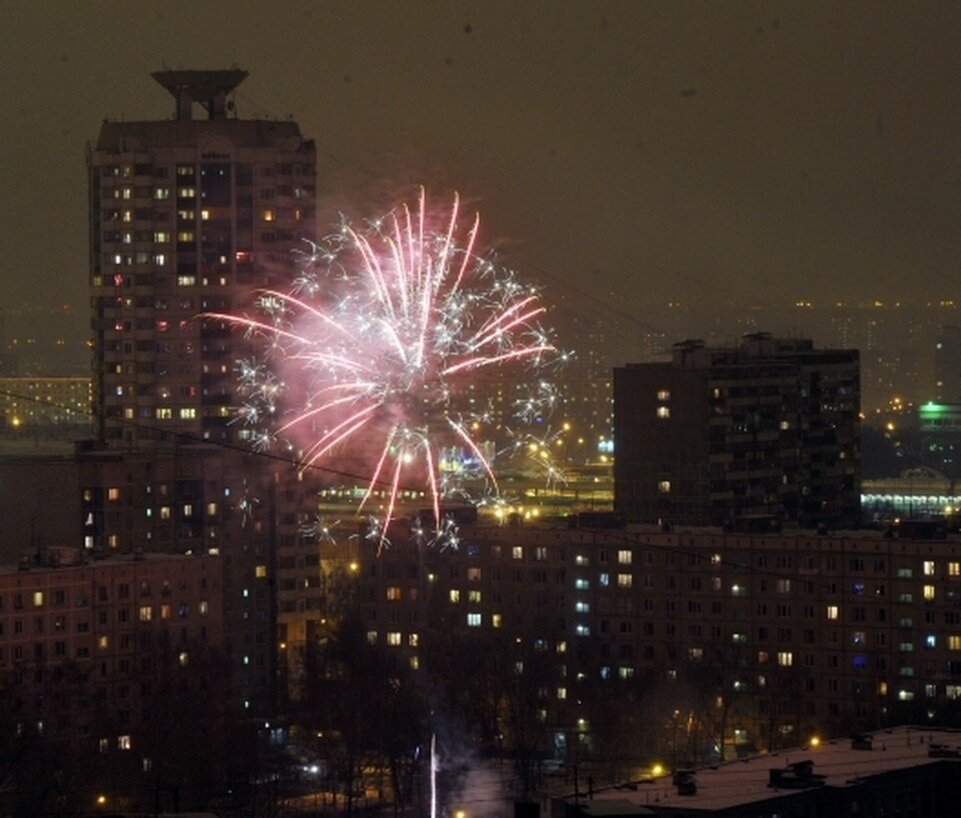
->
(4, 1), (961, 366)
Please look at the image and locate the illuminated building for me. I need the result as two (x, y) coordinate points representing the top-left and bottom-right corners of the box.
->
(0, 549), (221, 745)
(357, 520), (961, 758)
(613, 334), (860, 529)
(80, 69), (324, 713)
(0, 376), (91, 432)
(87, 69), (316, 448)
(917, 401), (961, 478)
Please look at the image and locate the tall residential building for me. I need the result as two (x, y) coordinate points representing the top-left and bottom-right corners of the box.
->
(87, 69), (316, 448)
(613, 334), (860, 529)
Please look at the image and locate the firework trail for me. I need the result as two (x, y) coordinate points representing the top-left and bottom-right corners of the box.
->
(207, 189), (565, 545)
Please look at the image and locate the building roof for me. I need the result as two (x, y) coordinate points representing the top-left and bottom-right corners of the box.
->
(582, 727), (961, 814)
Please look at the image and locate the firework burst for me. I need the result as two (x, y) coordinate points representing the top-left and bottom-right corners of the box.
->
(207, 189), (565, 545)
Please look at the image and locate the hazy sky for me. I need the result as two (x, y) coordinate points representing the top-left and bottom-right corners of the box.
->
(4, 1), (961, 351)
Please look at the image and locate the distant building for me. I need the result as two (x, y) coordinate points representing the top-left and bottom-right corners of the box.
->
(613, 334), (860, 529)
(918, 401), (961, 478)
(86, 69), (316, 448)
(935, 325), (961, 403)
(0, 376), (91, 434)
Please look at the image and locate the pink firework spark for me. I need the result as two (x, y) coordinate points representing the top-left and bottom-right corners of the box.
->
(207, 189), (563, 544)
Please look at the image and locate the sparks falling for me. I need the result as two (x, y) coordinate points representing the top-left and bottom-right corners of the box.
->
(207, 189), (565, 544)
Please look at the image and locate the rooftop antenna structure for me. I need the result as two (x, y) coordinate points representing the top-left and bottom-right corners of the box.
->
(151, 68), (248, 121)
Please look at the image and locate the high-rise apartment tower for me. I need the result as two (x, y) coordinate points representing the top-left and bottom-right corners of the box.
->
(87, 70), (316, 447)
(614, 334), (861, 529)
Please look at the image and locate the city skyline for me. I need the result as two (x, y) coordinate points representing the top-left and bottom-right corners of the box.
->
(5, 2), (961, 373)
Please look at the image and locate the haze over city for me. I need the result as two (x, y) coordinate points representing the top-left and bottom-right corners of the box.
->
(5, 1), (961, 375)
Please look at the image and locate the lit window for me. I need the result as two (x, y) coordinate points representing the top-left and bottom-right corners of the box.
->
(138, 606), (152, 622)
(617, 549), (632, 565)
(924, 560), (936, 576)
(98, 636), (109, 650)
(408, 633), (419, 647)
(32, 592), (43, 607)
(575, 601), (590, 613)
(108, 488), (121, 501)
(492, 613), (502, 628)
(449, 589), (460, 603)
(777, 651), (793, 667)
(154, 231), (170, 243)
(468, 590), (482, 603)
(617, 573), (633, 588)
(949, 562), (961, 577)
(512, 546), (523, 560)
(178, 652), (188, 666)
(179, 408), (197, 420)
(118, 735), (131, 750)
(262, 210), (275, 221)
(154, 188), (169, 200)
(366, 631), (378, 645)
(387, 632), (402, 646)
(557, 687), (567, 700)
(949, 635), (961, 651)
(688, 647), (703, 661)
(656, 406), (671, 419)
(924, 585), (936, 601)
(826, 605), (839, 619)
(467, 613), (482, 627)
(386, 586), (401, 601)
(155, 408), (172, 419)
(657, 389), (670, 401)
(657, 480), (671, 493)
